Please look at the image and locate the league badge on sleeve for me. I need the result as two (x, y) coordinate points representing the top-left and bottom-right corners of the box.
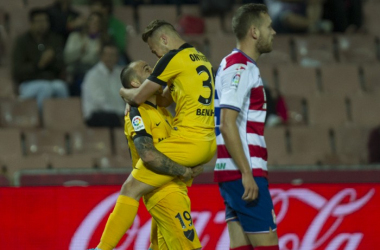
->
(132, 116), (145, 131)
(231, 66), (245, 89)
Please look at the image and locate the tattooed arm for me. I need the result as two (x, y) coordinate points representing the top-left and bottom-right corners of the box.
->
(134, 136), (193, 180)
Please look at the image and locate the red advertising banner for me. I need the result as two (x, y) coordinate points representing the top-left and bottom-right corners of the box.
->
(0, 184), (378, 250)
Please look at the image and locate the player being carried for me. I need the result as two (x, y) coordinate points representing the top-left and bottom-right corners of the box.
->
(94, 19), (216, 250)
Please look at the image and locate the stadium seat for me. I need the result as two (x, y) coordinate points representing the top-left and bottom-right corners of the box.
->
(0, 99), (40, 128)
(70, 128), (112, 157)
(138, 5), (178, 32)
(42, 98), (85, 131)
(334, 127), (371, 164)
(113, 6), (134, 28)
(308, 95), (349, 128)
(320, 65), (362, 97)
(364, 2), (380, 36)
(259, 35), (293, 65)
(336, 35), (378, 64)
(94, 155), (132, 169)
(204, 16), (222, 34)
(127, 35), (157, 68)
(50, 155), (94, 169)
(0, 129), (22, 158)
(260, 66), (276, 91)
(277, 66), (319, 97)
(286, 127), (332, 165)
(265, 127), (288, 165)
(351, 95), (380, 127)
(23, 129), (67, 157)
(208, 34), (236, 68)
(363, 65), (380, 94)
(114, 127), (132, 161)
(282, 95), (308, 125)
(0, 68), (15, 98)
(3, 155), (49, 180)
(0, 174), (9, 186)
(294, 35), (336, 66)
(180, 4), (200, 16)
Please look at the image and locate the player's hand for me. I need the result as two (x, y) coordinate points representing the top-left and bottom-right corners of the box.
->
(241, 173), (258, 202)
(191, 164), (204, 178)
(124, 103), (130, 116)
(179, 168), (193, 182)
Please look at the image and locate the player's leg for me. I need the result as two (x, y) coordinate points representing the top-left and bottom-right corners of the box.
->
(219, 178), (279, 250)
(227, 221), (253, 250)
(147, 185), (202, 250)
(97, 174), (157, 250)
(246, 229), (278, 250)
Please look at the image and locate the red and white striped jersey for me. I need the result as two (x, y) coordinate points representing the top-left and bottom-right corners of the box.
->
(214, 49), (268, 182)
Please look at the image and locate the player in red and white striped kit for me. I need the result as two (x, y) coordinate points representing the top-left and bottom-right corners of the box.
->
(214, 4), (279, 250)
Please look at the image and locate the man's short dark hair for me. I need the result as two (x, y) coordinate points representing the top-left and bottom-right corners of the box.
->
(142, 19), (176, 43)
(100, 41), (118, 54)
(232, 4), (268, 41)
(29, 8), (48, 22)
(120, 64), (136, 89)
(91, 0), (113, 14)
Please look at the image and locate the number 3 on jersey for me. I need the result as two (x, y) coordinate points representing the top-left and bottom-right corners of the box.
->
(197, 65), (214, 106)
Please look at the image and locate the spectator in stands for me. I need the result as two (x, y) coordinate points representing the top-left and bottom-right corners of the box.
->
(368, 125), (380, 164)
(265, 0), (332, 34)
(323, 0), (363, 33)
(12, 8), (69, 112)
(64, 12), (110, 96)
(46, 0), (85, 42)
(90, 0), (130, 64)
(82, 43), (125, 128)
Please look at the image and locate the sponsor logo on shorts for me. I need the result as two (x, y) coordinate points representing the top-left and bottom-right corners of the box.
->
(132, 116), (145, 131)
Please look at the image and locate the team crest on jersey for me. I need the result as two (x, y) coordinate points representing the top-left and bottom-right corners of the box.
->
(184, 229), (195, 241)
(132, 116), (145, 131)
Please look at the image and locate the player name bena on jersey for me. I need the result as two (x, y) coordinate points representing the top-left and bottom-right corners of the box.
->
(196, 108), (214, 116)
(214, 49), (268, 182)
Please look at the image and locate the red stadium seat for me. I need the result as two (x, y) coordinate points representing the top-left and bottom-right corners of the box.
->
(334, 127), (371, 164)
(3, 155), (49, 180)
(42, 98), (85, 131)
(259, 35), (293, 65)
(50, 155), (94, 169)
(363, 65), (380, 94)
(23, 129), (67, 157)
(286, 127), (332, 165)
(208, 34), (236, 69)
(351, 95), (380, 127)
(320, 65), (362, 97)
(70, 128), (112, 157)
(138, 5), (178, 33)
(265, 127), (288, 165)
(336, 35), (378, 64)
(0, 99), (40, 128)
(294, 35), (336, 65)
(308, 95), (349, 128)
(0, 68), (15, 98)
(259, 66), (276, 91)
(277, 66), (319, 97)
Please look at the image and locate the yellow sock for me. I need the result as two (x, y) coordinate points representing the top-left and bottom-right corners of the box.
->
(97, 195), (139, 250)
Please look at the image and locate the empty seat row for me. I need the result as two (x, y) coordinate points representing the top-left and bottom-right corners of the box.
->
(0, 127), (132, 178)
(265, 126), (371, 166)
(283, 95), (380, 128)
(260, 64), (380, 97)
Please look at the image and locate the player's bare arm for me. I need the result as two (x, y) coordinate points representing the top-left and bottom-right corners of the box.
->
(120, 79), (161, 106)
(134, 135), (193, 181)
(220, 108), (259, 201)
(156, 86), (173, 107)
